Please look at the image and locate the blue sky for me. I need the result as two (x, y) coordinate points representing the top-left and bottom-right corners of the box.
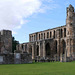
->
(13, 0), (75, 43)
(0, 0), (75, 43)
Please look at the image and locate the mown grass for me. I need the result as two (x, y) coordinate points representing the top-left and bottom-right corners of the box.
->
(0, 62), (75, 75)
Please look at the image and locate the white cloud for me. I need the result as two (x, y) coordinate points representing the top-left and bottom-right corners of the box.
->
(0, 0), (42, 30)
(0, 0), (56, 34)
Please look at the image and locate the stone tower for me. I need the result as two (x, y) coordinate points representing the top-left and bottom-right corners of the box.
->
(66, 4), (75, 57)
(0, 30), (12, 53)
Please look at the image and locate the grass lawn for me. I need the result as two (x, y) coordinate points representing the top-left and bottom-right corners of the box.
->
(0, 62), (75, 75)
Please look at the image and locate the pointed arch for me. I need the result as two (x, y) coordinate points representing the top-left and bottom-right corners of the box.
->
(54, 40), (57, 54)
(45, 43), (51, 56)
(61, 40), (66, 54)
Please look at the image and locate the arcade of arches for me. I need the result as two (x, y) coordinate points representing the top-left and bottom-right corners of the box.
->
(17, 39), (68, 62)
(16, 5), (75, 62)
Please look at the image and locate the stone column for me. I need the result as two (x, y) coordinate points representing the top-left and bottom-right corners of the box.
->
(60, 53), (62, 62)
(64, 49), (67, 62)
(49, 32), (50, 38)
(33, 35), (34, 41)
(39, 42), (41, 56)
(27, 44), (29, 53)
(43, 33), (44, 40)
(43, 41), (45, 58)
(32, 44), (35, 59)
(23, 44), (26, 52)
(63, 28), (64, 38)
(35, 34), (36, 41)
(57, 40), (60, 56)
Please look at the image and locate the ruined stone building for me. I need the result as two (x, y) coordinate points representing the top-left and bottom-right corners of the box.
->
(16, 5), (75, 62)
(0, 30), (12, 53)
(0, 30), (32, 64)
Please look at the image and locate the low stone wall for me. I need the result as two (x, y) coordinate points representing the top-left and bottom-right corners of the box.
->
(0, 52), (32, 64)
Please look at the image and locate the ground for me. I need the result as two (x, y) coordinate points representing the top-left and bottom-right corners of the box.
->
(0, 62), (75, 75)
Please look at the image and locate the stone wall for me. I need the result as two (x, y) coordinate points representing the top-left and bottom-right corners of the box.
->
(0, 52), (32, 64)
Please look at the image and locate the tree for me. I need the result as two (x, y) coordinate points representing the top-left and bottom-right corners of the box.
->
(12, 37), (19, 53)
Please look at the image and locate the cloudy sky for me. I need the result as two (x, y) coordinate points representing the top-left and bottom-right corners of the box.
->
(0, 0), (75, 43)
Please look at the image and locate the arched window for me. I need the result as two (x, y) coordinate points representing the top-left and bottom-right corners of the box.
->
(32, 36), (33, 41)
(44, 33), (45, 39)
(30, 36), (31, 41)
(55, 41), (57, 54)
(22, 44), (23, 50)
(47, 32), (49, 38)
(61, 40), (66, 54)
(54, 30), (55, 38)
(34, 35), (35, 41)
(64, 28), (66, 37)
(41, 33), (43, 39)
(39, 34), (40, 40)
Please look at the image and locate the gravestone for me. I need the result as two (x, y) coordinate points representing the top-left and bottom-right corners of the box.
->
(14, 53), (21, 64)
(0, 56), (3, 64)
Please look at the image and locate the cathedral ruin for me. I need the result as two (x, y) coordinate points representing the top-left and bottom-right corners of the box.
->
(16, 5), (75, 62)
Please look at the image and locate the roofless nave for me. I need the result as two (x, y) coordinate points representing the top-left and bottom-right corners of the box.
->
(16, 4), (75, 62)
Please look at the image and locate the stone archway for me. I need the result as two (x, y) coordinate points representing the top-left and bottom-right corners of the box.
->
(61, 40), (66, 54)
(54, 40), (57, 54)
(45, 43), (51, 56)
(60, 40), (66, 62)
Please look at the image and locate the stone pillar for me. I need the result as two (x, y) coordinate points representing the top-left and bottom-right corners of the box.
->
(33, 35), (34, 41)
(32, 44), (35, 59)
(27, 44), (29, 53)
(64, 49), (67, 62)
(57, 40), (60, 56)
(63, 28), (64, 38)
(43, 33), (44, 40)
(43, 41), (45, 58)
(49, 32), (50, 38)
(60, 53), (62, 62)
(39, 42), (41, 56)
(23, 44), (26, 52)
(35, 35), (37, 41)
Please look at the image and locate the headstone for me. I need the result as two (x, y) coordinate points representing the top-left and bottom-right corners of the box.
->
(16, 53), (20, 59)
(14, 53), (21, 64)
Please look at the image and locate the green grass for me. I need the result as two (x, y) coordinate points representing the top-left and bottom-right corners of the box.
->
(0, 62), (75, 75)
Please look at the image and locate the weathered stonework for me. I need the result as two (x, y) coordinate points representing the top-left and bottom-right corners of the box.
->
(17, 5), (75, 62)
(0, 52), (32, 64)
(0, 30), (32, 64)
(0, 30), (12, 53)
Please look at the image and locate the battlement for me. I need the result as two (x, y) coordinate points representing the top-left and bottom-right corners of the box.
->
(0, 30), (12, 36)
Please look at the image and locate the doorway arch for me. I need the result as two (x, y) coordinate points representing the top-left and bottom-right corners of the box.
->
(45, 43), (51, 56)
(55, 41), (57, 54)
(61, 40), (66, 54)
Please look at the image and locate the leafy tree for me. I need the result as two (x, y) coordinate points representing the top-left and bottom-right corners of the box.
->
(12, 37), (19, 53)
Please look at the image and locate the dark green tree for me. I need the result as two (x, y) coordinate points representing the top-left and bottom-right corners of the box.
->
(12, 37), (19, 53)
